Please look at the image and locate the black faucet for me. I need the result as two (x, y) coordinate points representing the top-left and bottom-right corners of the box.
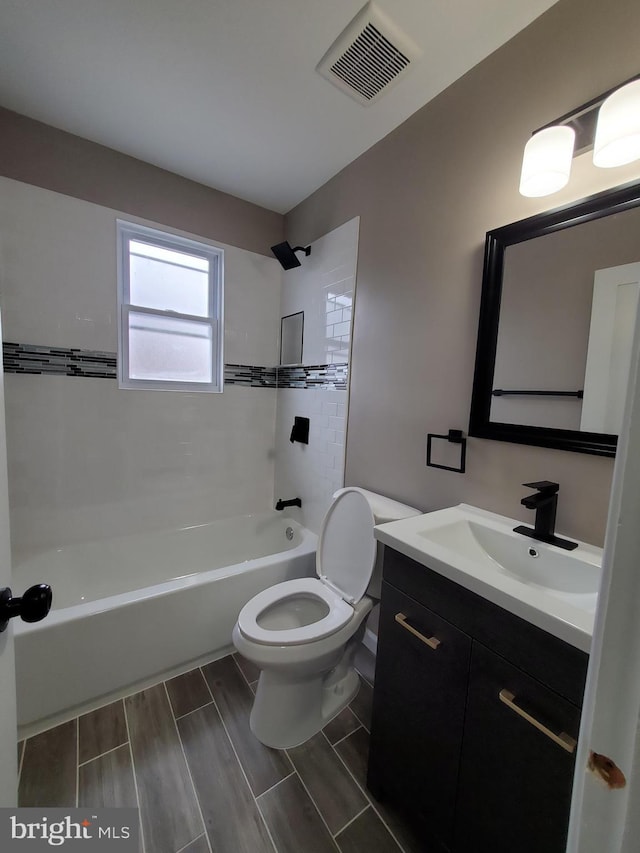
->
(513, 481), (578, 551)
(275, 497), (302, 511)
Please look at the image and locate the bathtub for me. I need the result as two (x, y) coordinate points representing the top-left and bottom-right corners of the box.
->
(13, 512), (317, 730)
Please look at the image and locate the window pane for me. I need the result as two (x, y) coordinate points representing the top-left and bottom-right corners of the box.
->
(128, 311), (214, 383)
(130, 240), (208, 271)
(129, 240), (210, 316)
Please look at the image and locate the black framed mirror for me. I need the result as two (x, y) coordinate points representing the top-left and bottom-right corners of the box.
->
(469, 180), (640, 457)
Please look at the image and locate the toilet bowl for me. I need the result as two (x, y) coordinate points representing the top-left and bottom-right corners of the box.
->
(232, 487), (420, 749)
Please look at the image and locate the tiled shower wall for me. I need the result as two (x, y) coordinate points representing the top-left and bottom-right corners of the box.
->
(0, 177), (282, 557)
(274, 218), (359, 534)
(0, 178), (358, 557)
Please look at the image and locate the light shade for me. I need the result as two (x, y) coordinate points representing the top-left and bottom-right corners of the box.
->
(519, 126), (575, 197)
(593, 79), (640, 168)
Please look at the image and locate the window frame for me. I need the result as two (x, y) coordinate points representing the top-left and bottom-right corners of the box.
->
(117, 220), (224, 392)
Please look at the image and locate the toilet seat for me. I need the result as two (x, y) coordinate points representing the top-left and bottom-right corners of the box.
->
(237, 577), (354, 645)
(237, 490), (379, 647)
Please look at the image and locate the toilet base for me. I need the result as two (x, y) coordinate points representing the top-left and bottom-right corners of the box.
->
(249, 664), (361, 749)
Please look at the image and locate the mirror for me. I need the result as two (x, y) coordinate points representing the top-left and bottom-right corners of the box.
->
(469, 181), (640, 457)
(280, 311), (304, 365)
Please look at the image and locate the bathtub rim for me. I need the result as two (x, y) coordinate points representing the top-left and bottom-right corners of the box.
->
(14, 519), (317, 635)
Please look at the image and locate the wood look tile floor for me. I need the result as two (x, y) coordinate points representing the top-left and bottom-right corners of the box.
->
(17, 650), (421, 853)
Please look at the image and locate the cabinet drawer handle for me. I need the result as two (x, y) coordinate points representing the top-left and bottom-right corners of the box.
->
(499, 689), (577, 754)
(394, 613), (441, 650)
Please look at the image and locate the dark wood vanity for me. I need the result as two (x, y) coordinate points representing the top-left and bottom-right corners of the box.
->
(367, 546), (589, 853)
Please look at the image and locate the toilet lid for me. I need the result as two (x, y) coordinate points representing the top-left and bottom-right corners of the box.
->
(316, 488), (377, 603)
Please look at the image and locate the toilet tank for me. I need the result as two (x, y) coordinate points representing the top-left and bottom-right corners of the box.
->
(332, 487), (421, 600)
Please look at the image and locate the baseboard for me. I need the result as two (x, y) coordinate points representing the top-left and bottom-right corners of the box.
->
(363, 627), (378, 656)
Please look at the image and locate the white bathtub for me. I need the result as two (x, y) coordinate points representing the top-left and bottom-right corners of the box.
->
(13, 513), (317, 729)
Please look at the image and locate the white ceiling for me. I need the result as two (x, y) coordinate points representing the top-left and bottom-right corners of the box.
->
(0, 0), (559, 214)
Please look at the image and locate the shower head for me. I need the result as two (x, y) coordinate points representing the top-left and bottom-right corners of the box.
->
(270, 241), (311, 270)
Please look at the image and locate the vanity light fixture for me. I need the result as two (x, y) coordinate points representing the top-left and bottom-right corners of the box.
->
(519, 75), (640, 198)
(593, 79), (640, 168)
(519, 125), (575, 198)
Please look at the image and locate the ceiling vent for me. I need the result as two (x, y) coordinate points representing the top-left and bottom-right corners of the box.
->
(316, 2), (421, 106)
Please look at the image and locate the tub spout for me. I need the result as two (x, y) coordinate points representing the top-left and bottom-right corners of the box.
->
(275, 497), (302, 511)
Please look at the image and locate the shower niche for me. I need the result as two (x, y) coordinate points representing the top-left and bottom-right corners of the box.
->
(280, 311), (304, 365)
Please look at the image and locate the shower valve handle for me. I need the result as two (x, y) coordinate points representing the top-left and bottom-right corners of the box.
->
(0, 584), (52, 633)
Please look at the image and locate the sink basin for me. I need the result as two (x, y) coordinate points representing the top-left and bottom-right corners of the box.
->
(418, 519), (600, 594)
(375, 504), (603, 652)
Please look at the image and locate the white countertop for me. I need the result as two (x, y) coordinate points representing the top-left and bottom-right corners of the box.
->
(374, 504), (603, 653)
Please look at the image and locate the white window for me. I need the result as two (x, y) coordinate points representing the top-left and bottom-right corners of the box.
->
(117, 221), (223, 392)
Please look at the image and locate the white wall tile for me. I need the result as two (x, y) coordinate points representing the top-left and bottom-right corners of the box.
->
(223, 246), (281, 365)
(0, 180), (119, 352)
(274, 387), (348, 535)
(5, 375), (277, 556)
(321, 401), (338, 417)
(279, 218), (359, 366)
(273, 219), (358, 534)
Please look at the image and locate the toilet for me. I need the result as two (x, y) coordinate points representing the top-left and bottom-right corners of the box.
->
(232, 487), (420, 749)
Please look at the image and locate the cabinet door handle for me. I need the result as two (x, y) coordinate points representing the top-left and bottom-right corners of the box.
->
(394, 613), (441, 650)
(499, 689), (577, 754)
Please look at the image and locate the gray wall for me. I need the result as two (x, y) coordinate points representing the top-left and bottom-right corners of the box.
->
(286, 0), (640, 547)
(0, 107), (283, 256)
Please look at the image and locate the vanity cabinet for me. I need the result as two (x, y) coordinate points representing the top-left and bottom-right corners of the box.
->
(454, 643), (582, 852)
(368, 547), (589, 853)
(367, 583), (471, 848)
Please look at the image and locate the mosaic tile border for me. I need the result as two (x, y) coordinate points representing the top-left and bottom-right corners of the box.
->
(3, 343), (116, 378)
(224, 364), (276, 387)
(277, 363), (348, 390)
(2, 344), (348, 389)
